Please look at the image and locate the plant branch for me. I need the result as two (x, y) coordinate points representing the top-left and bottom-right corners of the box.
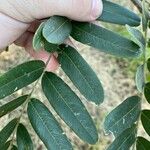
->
(8, 54), (52, 150)
(132, 0), (149, 149)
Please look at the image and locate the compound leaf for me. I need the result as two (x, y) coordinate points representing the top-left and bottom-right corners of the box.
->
(58, 45), (104, 105)
(104, 96), (141, 137)
(42, 72), (98, 144)
(141, 110), (150, 136)
(43, 16), (72, 44)
(0, 118), (18, 147)
(17, 124), (33, 150)
(107, 125), (136, 150)
(28, 98), (72, 150)
(0, 95), (28, 118)
(71, 22), (141, 58)
(99, 0), (140, 26)
(136, 137), (150, 150)
(0, 60), (45, 99)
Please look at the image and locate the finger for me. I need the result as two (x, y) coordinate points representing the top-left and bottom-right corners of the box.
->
(36, 0), (103, 21)
(15, 31), (59, 72)
(27, 20), (41, 33)
(1, 0), (103, 22)
(0, 12), (29, 50)
(54, 0), (103, 21)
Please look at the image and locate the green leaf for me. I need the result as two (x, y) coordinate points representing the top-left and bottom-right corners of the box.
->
(0, 140), (18, 150)
(44, 40), (59, 53)
(99, 0), (140, 26)
(126, 25), (145, 49)
(104, 96), (141, 137)
(42, 72), (98, 144)
(0, 140), (11, 150)
(27, 98), (72, 150)
(0, 60), (45, 99)
(142, 1), (149, 31)
(58, 45), (104, 105)
(0, 118), (18, 147)
(17, 124), (33, 150)
(107, 125), (137, 150)
(0, 140), (17, 150)
(144, 82), (150, 103)
(135, 65), (145, 92)
(32, 22), (59, 52)
(12, 145), (18, 150)
(33, 22), (45, 50)
(43, 16), (72, 44)
(136, 137), (150, 150)
(71, 22), (141, 58)
(0, 95), (28, 118)
(141, 110), (150, 136)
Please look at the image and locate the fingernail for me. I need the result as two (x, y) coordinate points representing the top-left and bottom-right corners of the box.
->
(91, 0), (102, 20)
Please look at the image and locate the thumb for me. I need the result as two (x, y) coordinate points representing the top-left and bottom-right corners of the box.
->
(1, 0), (103, 23)
(36, 0), (103, 21)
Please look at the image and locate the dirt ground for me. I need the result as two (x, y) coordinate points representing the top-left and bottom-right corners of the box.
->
(0, 43), (139, 150)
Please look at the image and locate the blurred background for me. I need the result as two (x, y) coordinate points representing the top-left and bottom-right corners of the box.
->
(0, 0), (149, 150)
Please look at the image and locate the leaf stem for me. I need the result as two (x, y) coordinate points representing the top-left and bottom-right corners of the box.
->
(132, 1), (149, 149)
(8, 54), (52, 149)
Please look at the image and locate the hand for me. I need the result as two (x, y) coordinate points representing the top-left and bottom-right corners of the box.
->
(0, 0), (103, 71)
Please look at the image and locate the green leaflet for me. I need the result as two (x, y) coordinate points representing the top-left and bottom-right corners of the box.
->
(136, 137), (150, 150)
(58, 45), (104, 105)
(71, 22), (141, 58)
(32, 22), (58, 52)
(44, 40), (59, 53)
(141, 110), (150, 136)
(104, 96), (141, 137)
(0, 60), (45, 99)
(12, 145), (18, 150)
(126, 25), (145, 50)
(0, 140), (11, 150)
(17, 124), (33, 150)
(135, 65), (145, 93)
(27, 99), (72, 150)
(0, 95), (28, 118)
(0, 118), (18, 147)
(42, 72), (98, 144)
(107, 125), (137, 150)
(98, 0), (140, 26)
(43, 16), (72, 44)
(33, 22), (45, 50)
(144, 82), (150, 103)
(142, 1), (149, 31)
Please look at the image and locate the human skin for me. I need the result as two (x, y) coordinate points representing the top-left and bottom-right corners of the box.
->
(0, 0), (103, 71)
